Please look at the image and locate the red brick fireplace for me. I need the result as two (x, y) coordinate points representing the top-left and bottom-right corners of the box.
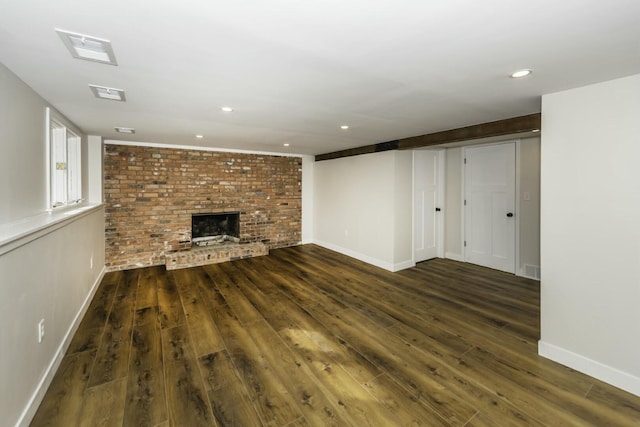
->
(103, 144), (302, 271)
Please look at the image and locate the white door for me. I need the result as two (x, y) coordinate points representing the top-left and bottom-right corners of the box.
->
(464, 143), (515, 273)
(414, 149), (444, 262)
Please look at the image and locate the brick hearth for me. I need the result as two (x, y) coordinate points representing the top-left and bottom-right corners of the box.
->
(165, 242), (269, 270)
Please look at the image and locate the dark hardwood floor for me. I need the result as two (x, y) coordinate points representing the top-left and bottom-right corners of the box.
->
(31, 245), (640, 426)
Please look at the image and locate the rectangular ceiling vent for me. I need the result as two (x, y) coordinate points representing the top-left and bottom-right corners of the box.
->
(89, 84), (126, 102)
(56, 29), (117, 65)
(115, 127), (135, 134)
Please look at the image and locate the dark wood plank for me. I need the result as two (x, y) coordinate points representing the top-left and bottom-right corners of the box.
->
(198, 350), (263, 427)
(212, 262), (267, 324)
(363, 373), (453, 426)
(87, 269), (138, 387)
(157, 266), (185, 329)
(136, 265), (160, 310)
(465, 346), (639, 426)
(124, 306), (167, 427)
(171, 268), (225, 357)
(161, 324), (215, 427)
(244, 319), (355, 426)
(66, 271), (121, 355)
(194, 272), (305, 426)
(306, 306), (478, 425)
(77, 378), (127, 426)
(279, 323), (430, 426)
(585, 383), (640, 424)
(30, 350), (96, 426)
(231, 259), (383, 386)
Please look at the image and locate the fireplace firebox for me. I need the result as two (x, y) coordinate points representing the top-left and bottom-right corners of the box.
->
(192, 212), (240, 246)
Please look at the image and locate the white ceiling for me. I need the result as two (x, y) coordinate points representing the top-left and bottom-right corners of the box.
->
(1, 0), (639, 155)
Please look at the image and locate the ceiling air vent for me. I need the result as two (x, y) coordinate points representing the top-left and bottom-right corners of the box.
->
(89, 84), (126, 102)
(56, 29), (117, 65)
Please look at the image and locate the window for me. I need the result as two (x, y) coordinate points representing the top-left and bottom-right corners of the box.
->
(47, 108), (82, 209)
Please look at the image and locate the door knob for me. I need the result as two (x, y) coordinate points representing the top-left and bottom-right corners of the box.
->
(435, 207), (441, 212)
(506, 212), (514, 218)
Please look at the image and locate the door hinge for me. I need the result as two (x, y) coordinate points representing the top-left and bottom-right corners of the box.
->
(464, 158), (467, 164)
(464, 241), (467, 247)
(464, 199), (467, 206)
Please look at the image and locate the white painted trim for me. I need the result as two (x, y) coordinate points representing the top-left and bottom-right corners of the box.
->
(515, 139), (521, 277)
(312, 239), (415, 272)
(392, 259), (417, 272)
(410, 150), (418, 264)
(0, 204), (103, 256)
(16, 266), (107, 427)
(45, 108), (52, 212)
(445, 252), (464, 262)
(538, 340), (640, 397)
(105, 139), (304, 158)
(436, 150), (446, 258)
(460, 150), (467, 261)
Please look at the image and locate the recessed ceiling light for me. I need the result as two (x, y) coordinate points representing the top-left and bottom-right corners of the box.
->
(221, 107), (234, 112)
(283, 143), (290, 147)
(510, 69), (533, 78)
(89, 84), (126, 101)
(115, 127), (135, 134)
(56, 29), (117, 65)
(195, 134), (204, 139)
(340, 125), (349, 130)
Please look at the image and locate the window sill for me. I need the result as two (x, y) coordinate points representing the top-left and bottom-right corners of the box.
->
(0, 203), (103, 256)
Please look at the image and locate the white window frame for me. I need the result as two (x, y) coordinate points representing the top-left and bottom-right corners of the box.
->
(46, 107), (83, 210)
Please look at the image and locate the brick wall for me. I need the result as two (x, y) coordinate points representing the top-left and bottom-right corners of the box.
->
(104, 144), (302, 270)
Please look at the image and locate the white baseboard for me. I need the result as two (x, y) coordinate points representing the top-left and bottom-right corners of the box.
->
(17, 267), (107, 427)
(312, 240), (415, 272)
(445, 252), (464, 262)
(392, 259), (416, 272)
(538, 340), (640, 397)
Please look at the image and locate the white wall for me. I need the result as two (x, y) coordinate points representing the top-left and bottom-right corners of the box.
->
(518, 137), (541, 276)
(0, 63), (106, 426)
(0, 63), (47, 223)
(87, 135), (104, 204)
(539, 73), (640, 396)
(393, 150), (413, 268)
(313, 150), (413, 271)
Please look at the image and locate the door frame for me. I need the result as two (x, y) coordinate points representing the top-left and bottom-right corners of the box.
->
(412, 148), (446, 262)
(461, 140), (520, 273)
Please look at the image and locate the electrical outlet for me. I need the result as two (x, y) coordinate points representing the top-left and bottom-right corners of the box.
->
(38, 319), (45, 343)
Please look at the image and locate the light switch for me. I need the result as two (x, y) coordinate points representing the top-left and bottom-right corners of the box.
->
(523, 191), (531, 201)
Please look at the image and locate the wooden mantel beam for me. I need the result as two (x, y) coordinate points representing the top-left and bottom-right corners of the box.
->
(315, 113), (541, 162)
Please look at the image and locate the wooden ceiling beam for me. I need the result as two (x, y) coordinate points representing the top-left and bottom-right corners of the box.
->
(314, 140), (399, 162)
(315, 113), (541, 161)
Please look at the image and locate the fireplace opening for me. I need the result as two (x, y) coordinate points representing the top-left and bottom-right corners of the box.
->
(192, 212), (240, 246)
